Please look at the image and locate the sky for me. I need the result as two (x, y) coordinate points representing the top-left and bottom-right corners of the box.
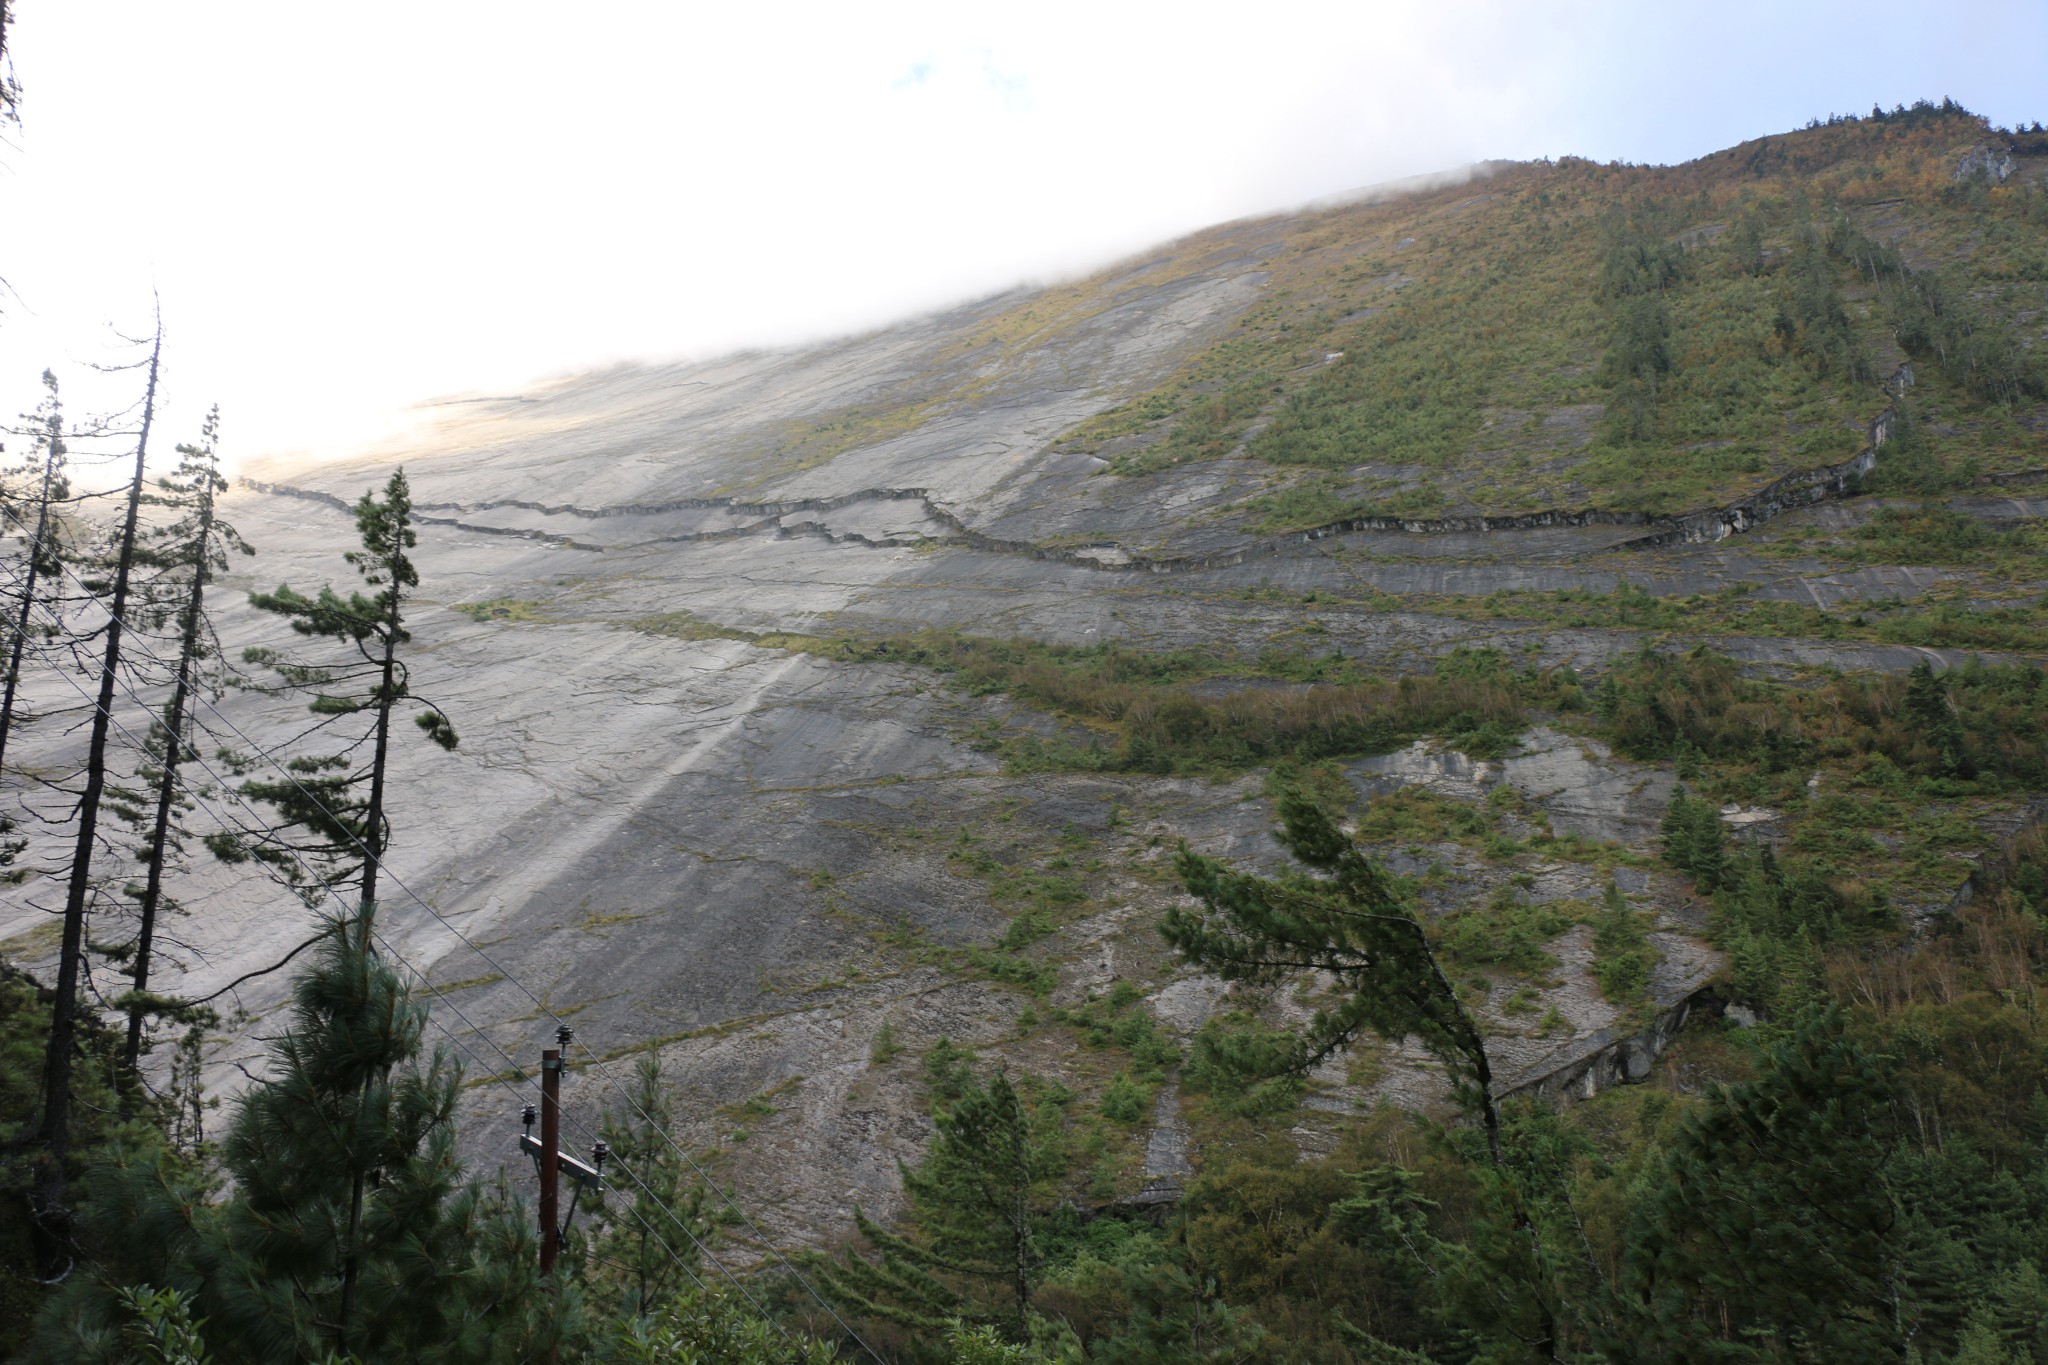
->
(3, 0), (2045, 471)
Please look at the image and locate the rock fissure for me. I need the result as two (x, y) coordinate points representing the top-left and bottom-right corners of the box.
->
(243, 363), (1932, 577)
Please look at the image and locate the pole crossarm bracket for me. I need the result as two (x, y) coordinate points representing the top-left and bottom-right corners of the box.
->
(521, 1133), (604, 1191)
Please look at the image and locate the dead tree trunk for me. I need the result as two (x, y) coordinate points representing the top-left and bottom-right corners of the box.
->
(32, 326), (160, 1278)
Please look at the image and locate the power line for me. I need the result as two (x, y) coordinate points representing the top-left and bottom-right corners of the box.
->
(0, 492), (881, 1353)
(0, 598), (782, 1339)
(1, 597), (760, 1271)
(0, 507), (872, 1353)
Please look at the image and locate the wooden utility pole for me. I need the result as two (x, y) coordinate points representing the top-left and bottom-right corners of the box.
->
(537, 1026), (576, 1365)
(540, 1044), (563, 1275)
(522, 1027), (604, 1365)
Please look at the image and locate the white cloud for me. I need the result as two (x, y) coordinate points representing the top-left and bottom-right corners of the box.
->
(0, 0), (2041, 469)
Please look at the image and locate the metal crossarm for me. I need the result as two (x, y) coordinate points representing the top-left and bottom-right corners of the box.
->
(521, 1133), (604, 1191)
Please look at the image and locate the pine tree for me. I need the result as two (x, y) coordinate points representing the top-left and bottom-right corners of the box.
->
(205, 917), (527, 1360)
(1904, 660), (1973, 779)
(1164, 790), (1561, 1357)
(230, 466), (458, 1343)
(0, 371), (91, 893)
(33, 918), (558, 1363)
(96, 407), (251, 1087)
(236, 466), (457, 921)
(592, 1052), (721, 1318)
(33, 326), (165, 1279)
(1169, 793), (1503, 1166)
(1659, 785), (1725, 891)
(1612, 1008), (1903, 1362)
(811, 1207), (965, 1334)
(0, 369), (71, 782)
(902, 1069), (1050, 1326)
(817, 1063), (1061, 1333)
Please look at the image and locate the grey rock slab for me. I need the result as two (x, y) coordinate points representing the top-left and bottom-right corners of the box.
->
(15, 227), (2005, 1257)
(1141, 1080), (1194, 1182)
(1352, 727), (1674, 848)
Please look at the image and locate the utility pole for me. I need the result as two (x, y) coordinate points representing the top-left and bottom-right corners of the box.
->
(540, 1034), (564, 1277)
(521, 1025), (605, 1365)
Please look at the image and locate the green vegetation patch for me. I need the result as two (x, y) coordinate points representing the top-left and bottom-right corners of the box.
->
(1428, 579), (2048, 659)
(1069, 109), (2048, 516)
(454, 597), (550, 623)
(633, 613), (1577, 777)
(1228, 471), (1447, 532)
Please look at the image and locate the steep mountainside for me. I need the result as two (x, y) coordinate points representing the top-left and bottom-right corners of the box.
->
(8, 104), (2048, 1273)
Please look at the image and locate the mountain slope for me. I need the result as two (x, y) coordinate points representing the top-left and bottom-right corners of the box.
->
(9, 103), (2048, 1271)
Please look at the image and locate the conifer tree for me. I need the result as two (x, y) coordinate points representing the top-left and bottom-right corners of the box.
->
(1904, 660), (1973, 779)
(230, 465), (458, 1346)
(0, 371), (70, 878)
(0, 370), (69, 779)
(1612, 1008), (1903, 1362)
(33, 918), (557, 1363)
(33, 326), (164, 1277)
(592, 1052), (721, 1317)
(205, 917), (530, 1360)
(1164, 791), (1561, 1357)
(813, 1207), (963, 1336)
(237, 466), (457, 922)
(1659, 785), (1725, 891)
(1168, 792), (1502, 1165)
(817, 1059), (1061, 1332)
(97, 407), (250, 1087)
(902, 1069), (1048, 1325)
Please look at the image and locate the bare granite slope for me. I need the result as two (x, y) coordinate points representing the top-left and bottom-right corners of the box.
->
(9, 132), (2045, 1248)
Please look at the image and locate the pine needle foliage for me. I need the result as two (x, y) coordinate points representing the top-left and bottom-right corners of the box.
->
(31, 913), (557, 1363)
(902, 1069), (1053, 1326)
(98, 406), (253, 1084)
(0, 368), (72, 791)
(1165, 792), (1491, 1120)
(1659, 787), (1727, 892)
(1611, 1008), (1904, 1362)
(591, 1052), (724, 1318)
(231, 468), (456, 912)
(1165, 791), (1567, 1355)
(816, 1061), (1065, 1337)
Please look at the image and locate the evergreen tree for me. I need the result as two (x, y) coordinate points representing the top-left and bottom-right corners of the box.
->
(228, 466), (458, 1342)
(33, 327), (164, 1279)
(1904, 660), (1974, 779)
(96, 407), (251, 1087)
(33, 914), (558, 1363)
(813, 1206), (965, 1336)
(1163, 791), (1560, 1357)
(1612, 1008), (1903, 1362)
(1659, 786), (1725, 892)
(818, 1060), (1062, 1334)
(235, 466), (457, 919)
(592, 1052), (722, 1318)
(1082, 1262), (1269, 1365)
(1168, 793), (1503, 1172)
(205, 916), (534, 1360)
(904, 1069), (1049, 1326)
(0, 369), (71, 783)
(1329, 1164), (1445, 1355)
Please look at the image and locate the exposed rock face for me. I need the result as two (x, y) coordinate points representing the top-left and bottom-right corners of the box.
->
(1356, 727), (1676, 846)
(1955, 143), (2016, 182)
(3, 162), (2034, 1251)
